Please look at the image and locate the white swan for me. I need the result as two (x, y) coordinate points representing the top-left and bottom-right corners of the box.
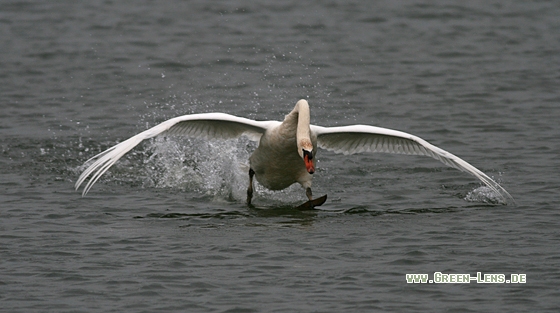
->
(76, 99), (514, 205)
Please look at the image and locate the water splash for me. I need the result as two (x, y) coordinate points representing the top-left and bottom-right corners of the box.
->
(138, 136), (249, 201)
(464, 186), (506, 205)
(135, 135), (306, 204)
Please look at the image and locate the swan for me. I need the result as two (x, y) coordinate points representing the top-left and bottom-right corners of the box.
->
(75, 99), (514, 205)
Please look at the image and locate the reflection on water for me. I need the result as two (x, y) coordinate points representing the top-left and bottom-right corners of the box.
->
(135, 200), (485, 231)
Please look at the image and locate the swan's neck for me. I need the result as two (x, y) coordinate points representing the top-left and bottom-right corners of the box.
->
(289, 99), (313, 153)
(294, 99), (313, 146)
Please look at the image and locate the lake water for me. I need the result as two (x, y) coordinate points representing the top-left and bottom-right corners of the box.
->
(1, 1), (559, 312)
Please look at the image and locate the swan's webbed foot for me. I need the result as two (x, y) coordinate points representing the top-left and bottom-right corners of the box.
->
(247, 168), (255, 205)
(296, 187), (327, 210)
(296, 194), (328, 210)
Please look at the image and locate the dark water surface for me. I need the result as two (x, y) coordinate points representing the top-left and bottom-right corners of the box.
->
(2, 1), (560, 312)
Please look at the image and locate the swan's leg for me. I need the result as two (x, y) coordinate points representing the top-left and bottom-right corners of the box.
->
(306, 187), (313, 201)
(247, 168), (255, 205)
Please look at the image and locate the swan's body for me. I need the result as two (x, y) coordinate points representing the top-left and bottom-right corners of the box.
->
(76, 99), (514, 205)
(249, 101), (317, 192)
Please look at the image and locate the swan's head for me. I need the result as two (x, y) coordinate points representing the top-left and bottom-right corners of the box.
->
(298, 139), (315, 174)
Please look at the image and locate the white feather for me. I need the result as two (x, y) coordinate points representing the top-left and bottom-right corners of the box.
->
(312, 124), (514, 203)
(75, 113), (274, 196)
(76, 100), (514, 204)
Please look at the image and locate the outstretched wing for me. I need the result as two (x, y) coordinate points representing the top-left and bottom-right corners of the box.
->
(312, 124), (514, 204)
(76, 113), (276, 196)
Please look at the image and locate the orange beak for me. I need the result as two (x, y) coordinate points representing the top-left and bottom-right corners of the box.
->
(304, 154), (315, 174)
